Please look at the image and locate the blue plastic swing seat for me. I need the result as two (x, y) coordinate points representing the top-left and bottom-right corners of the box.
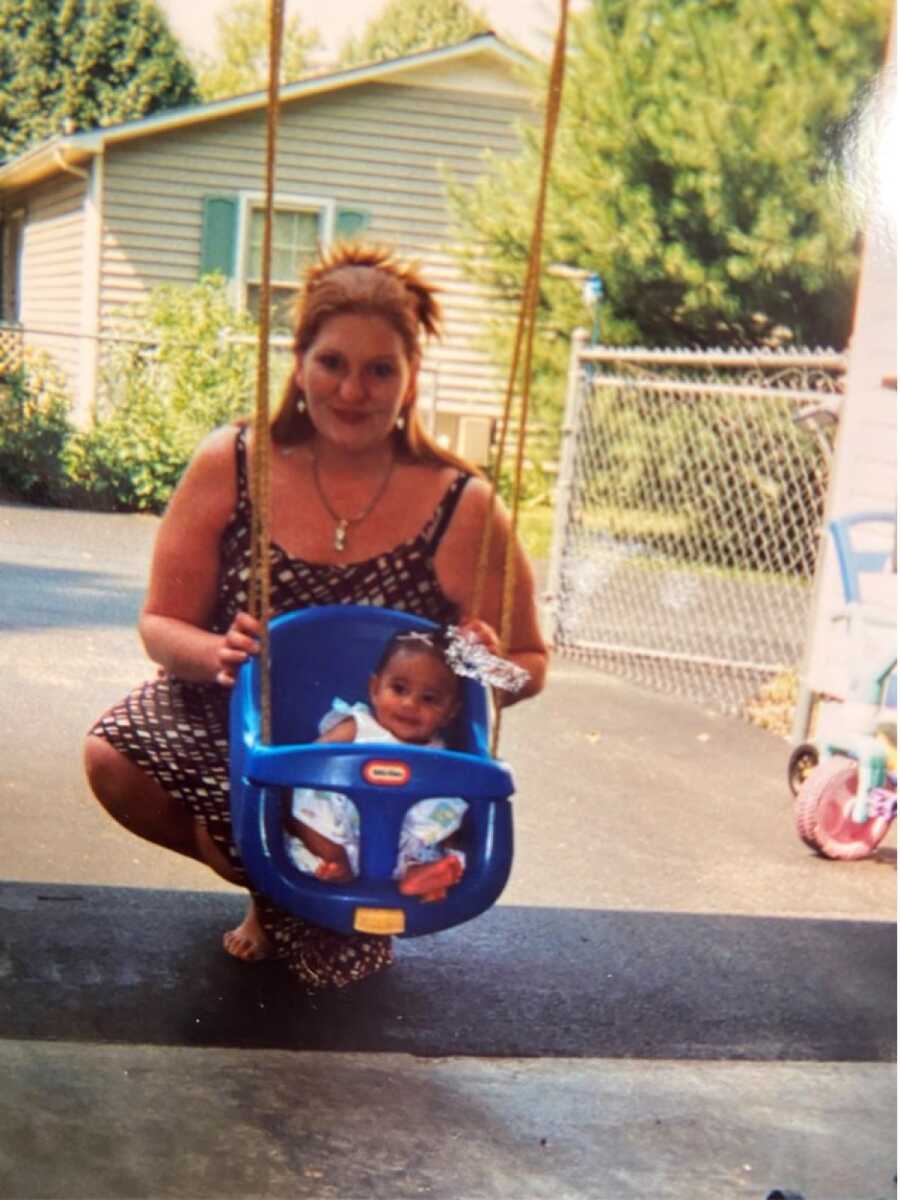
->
(229, 605), (515, 937)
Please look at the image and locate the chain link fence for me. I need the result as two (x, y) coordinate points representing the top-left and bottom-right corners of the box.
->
(546, 334), (845, 717)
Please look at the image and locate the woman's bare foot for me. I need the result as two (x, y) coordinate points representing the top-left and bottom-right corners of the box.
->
(223, 899), (273, 962)
(398, 854), (464, 898)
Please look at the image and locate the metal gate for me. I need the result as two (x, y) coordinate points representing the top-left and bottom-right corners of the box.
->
(545, 334), (845, 716)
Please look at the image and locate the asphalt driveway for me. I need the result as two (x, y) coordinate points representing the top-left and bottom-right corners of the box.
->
(0, 499), (895, 1200)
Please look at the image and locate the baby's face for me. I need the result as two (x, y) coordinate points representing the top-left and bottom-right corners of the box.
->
(369, 649), (460, 743)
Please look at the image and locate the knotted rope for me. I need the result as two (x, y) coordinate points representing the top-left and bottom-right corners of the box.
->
(248, 0), (285, 743)
(470, 0), (570, 752)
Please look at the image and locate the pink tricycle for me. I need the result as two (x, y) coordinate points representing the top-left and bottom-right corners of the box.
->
(790, 513), (897, 860)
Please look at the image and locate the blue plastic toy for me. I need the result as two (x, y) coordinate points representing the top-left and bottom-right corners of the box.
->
(825, 510), (897, 714)
(229, 605), (515, 936)
(828, 510), (896, 603)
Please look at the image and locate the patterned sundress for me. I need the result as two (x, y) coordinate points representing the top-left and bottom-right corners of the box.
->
(89, 425), (470, 988)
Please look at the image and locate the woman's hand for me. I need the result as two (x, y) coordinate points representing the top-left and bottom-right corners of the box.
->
(456, 616), (516, 709)
(433, 476), (548, 707)
(216, 611), (262, 687)
(455, 616), (502, 656)
(456, 615), (542, 707)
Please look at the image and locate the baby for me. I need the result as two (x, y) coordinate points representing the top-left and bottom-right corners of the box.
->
(283, 628), (469, 902)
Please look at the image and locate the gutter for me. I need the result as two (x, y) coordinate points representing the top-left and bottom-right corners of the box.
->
(53, 147), (89, 180)
(0, 136), (99, 191)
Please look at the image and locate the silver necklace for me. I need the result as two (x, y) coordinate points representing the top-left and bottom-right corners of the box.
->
(312, 451), (395, 552)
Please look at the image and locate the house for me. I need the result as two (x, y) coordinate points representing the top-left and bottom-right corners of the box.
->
(0, 34), (534, 460)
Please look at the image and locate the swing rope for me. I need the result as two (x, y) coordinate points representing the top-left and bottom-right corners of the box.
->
(470, 0), (569, 753)
(248, 0), (285, 744)
(250, 0), (569, 753)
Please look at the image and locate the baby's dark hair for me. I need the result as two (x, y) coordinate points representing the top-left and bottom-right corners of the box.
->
(373, 627), (458, 686)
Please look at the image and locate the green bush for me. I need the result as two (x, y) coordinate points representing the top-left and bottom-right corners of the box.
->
(70, 277), (259, 512)
(494, 457), (553, 510)
(0, 281), (262, 513)
(65, 384), (195, 512)
(0, 351), (75, 504)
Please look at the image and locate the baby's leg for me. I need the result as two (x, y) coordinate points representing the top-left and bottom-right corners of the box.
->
(285, 813), (354, 882)
(398, 852), (464, 900)
(396, 799), (468, 901)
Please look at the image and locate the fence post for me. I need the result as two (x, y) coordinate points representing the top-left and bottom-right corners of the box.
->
(544, 327), (589, 644)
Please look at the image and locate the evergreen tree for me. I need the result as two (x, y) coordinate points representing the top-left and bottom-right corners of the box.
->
(338, 0), (490, 67)
(194, 0), (320, 101)
(448, 0), (892, 355)
(0, 0), (198, 162)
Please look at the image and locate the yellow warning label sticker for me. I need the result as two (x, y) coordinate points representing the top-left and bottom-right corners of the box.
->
(353, 906), (406, 934)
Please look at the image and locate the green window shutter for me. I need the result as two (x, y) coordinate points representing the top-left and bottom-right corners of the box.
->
(200, 195), (239, 279)
(334, 207), (371, 239)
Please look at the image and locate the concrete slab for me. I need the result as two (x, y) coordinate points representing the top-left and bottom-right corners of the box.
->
(2, 883), (894, 1061)
(1, 1043), (895, 1200)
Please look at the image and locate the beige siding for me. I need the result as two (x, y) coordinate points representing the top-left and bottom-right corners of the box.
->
(100, 80), (529, 411)
(18, 173), (86, 395)
(386, 55), (532, 99)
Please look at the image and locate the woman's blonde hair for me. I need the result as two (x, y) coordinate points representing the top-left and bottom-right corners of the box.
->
(270, 242), (479, 474)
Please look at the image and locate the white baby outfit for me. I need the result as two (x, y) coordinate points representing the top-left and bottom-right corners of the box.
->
(285, 699), (468, 880)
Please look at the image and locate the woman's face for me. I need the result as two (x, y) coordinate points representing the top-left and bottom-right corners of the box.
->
(296, 313), (417, 453)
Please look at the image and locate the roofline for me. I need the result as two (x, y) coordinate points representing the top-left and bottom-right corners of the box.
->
(0, 34), (532, 193)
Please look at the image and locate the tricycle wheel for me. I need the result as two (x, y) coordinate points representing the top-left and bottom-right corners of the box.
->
(794, 756), (892, 860)
(787, 742), (819, 797)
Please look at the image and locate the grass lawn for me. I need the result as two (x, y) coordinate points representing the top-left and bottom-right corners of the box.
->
(515, 502), (555, 563)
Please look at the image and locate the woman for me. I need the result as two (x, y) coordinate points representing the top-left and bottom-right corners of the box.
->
(84, 243), (548, 988)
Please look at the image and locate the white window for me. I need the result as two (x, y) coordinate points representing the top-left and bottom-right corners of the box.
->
(238, 195), (334, 333)
(0, 212), (24, 323)
(200, 193), (370, 328)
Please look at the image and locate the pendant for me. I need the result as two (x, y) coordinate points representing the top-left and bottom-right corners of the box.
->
(334, 519), (349, 551)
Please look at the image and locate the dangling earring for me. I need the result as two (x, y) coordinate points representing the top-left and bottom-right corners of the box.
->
(396, 411), (406, 431)
(296, 396), (307, 415)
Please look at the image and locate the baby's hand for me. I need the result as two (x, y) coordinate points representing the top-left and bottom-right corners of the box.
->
(456, 616), (502, 657)
(216, 611), (262, 687)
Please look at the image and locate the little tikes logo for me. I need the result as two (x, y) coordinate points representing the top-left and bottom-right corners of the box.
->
(363, 759), (411, 786)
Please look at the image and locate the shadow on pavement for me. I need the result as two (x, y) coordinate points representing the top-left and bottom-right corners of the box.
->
(0, 562), (144, 632)
(2, 881), (894, 1062)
